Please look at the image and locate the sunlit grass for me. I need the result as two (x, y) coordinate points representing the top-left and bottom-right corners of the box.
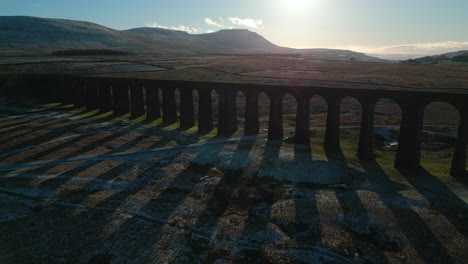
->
(205, 127), (218, 138)
(163, 121), (181, 131)
(68, 107), (87, 114)
(43, 103), (62, 107)
(110, 113), (131, 122)
(69, 109), (99, 120)
(131, 114), (147, 123)
(185, 125), (199, 134)
(146, 118), (163, 127)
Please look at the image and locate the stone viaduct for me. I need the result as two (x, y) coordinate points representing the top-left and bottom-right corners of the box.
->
(21, 74), (468, 178)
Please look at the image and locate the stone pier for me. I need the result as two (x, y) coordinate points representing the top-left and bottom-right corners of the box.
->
(179, 87), (195, 129)
(162, 87), (177, 124)
(130, 83), (145, 118)
(395, 100), (424, 171)
(198, 88), (213, 134)
(294, 93), (312, 144)
(357, 97), (377, 160)
(98, 83), (113, 112)
(145, 85), (161, 120)
(451, 111), (468, 177)
(244, 90), (261, 136)
(217, 87), (237, 137)
(324, 96), (342, 152)
(112, 84), (130, 115)
(267, 91), (285, 140)
(85, 81), (99, 110)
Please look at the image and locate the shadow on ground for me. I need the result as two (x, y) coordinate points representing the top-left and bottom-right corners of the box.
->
(0, 104), (467, 264)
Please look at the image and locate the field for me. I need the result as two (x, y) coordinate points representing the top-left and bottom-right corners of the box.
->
(0, 52), (467, 264)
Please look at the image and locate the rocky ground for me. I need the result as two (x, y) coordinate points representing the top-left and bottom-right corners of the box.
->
(0, 103), (467, 264)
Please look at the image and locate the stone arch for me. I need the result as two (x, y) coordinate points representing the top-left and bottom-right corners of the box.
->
(421, 101), (461, 175)
(423, 101), (460, 131)
(339, 96), (363, 154)
(309, 94), (328, 141)
(375, 98), (402, 126)
(372, 98), (402, 158)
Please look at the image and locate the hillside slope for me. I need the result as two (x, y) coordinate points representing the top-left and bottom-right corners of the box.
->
(0, 16), (382, 61)
(0, 16), (198, 54)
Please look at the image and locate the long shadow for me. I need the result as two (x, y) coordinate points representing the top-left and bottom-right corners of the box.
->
(0, 111), (117, 161)
(324, 146), (346, 162)
(23, 134), (180, 242)
(76, 136), (227, 263)
(131, 136), (247, 264)
(226, 139), (289, 263)
(18, 123), (149, 190)
(0, 115), (66, 137)
(290, 141), (322, 248)
(0, 115), (35, 129)
(0, 107), (90, 134)
(20, 120), (143, 163)
(0, 116), (42, 130)
(322, 147), (394, 263)
(294, 142), (313, 162)
(362, 160), (457, 263)
(0, 118), (67, 147)
(399, 166), (468, 238)
(335, 190), (389, 263)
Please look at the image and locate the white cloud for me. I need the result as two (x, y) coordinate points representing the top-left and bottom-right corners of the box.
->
(146, 22), (198, 33)
(228, 17), (263, 29)
(204, 18), (222, 27)
(146, 16), (264, 34)
(204, 17), (264, 29)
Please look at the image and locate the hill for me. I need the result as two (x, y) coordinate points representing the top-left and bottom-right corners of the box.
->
(0, 16), (382, 61)
(128, 27), (382, 61)
(0, 16), (198, 54)
(410, 50), (468, 64)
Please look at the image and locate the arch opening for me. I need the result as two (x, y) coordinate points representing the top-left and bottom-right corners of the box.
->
(235, 90), (246, 134)
(373, 98), (402, 162)
(258, 92), (271, 133)
(282, 92), (297, 141)
(309, 95), (328, 154)
(421, 101), (461, 175)
(338, 96), (362, 153)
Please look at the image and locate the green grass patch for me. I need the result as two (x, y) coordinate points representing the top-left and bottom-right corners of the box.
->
(146, 118), (163, 127)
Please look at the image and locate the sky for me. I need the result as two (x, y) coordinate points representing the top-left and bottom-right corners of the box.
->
(1, 0), (468, 55)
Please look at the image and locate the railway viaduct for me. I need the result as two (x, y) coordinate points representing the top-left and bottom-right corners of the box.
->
(20, 74), (468, 177)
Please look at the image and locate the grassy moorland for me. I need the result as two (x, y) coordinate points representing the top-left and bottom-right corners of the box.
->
(0, 52), (467, 264)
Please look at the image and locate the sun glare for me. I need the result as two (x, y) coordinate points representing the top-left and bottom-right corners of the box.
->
(283, 0), (315, 9)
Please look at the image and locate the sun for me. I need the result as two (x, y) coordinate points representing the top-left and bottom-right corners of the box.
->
(283, 0), (315, 9)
